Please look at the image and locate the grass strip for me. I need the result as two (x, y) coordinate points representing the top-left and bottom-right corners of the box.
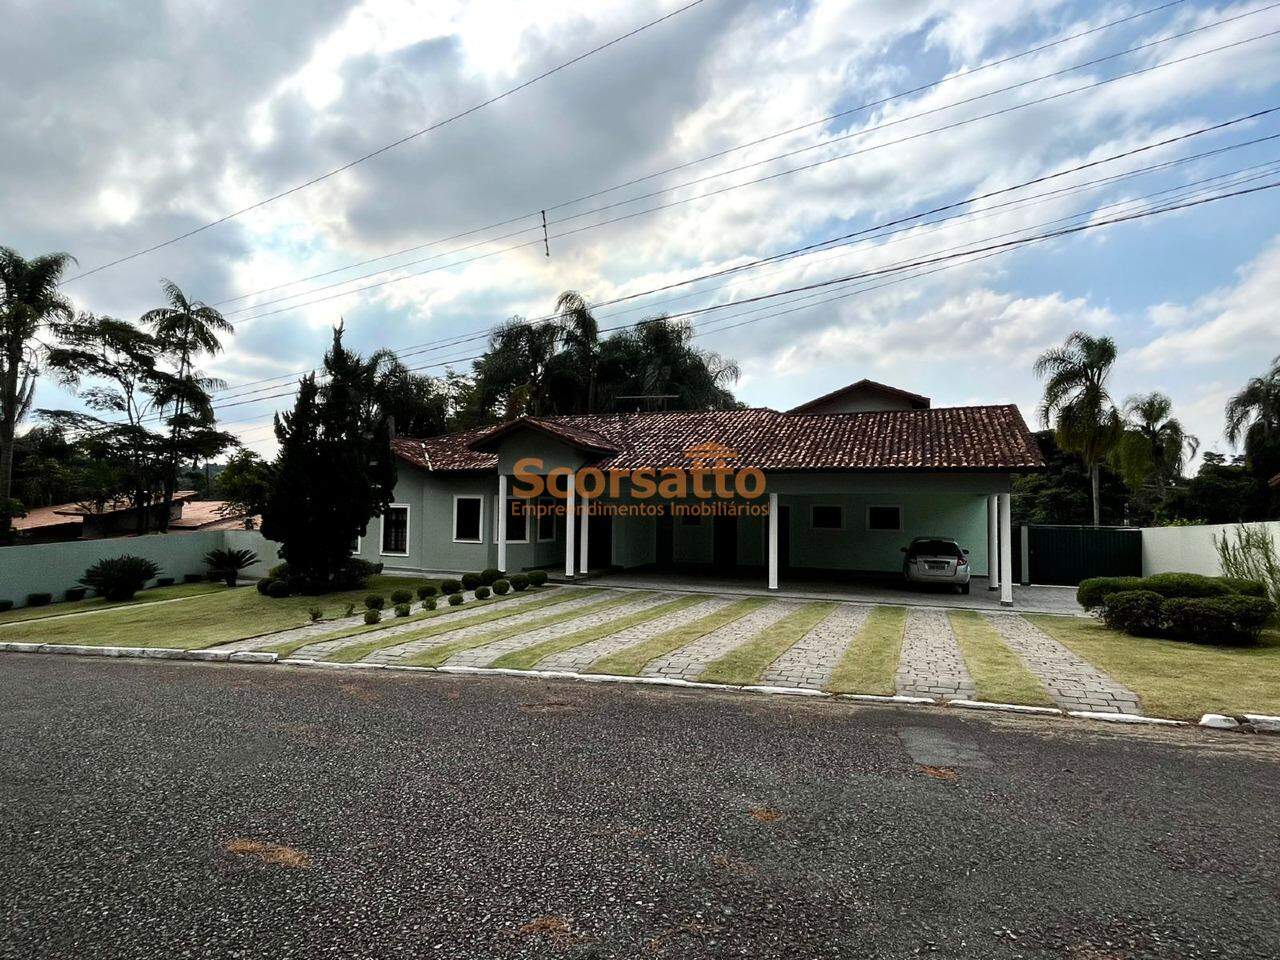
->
(949, 611), (1054, 707)
(825, 605), (906, 695)
(585, 597), (768, 677)
(0, 582), (223, 627)
(489, 594), (707, 671)
(1030, 613), (1280, 720)
(699, 602), (836, 685)
(318, 589), (586, 663)
(397, 591), (647, 668)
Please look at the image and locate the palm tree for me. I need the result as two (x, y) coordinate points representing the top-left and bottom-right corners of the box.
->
(0, 247), (76, 537)
(1034, 331), (1124, 526)
(141, 280), (232, 530)
(1225, 354), (1280, 491)
(597, 317), (740, 412)
(1112, 391), (1199, 492)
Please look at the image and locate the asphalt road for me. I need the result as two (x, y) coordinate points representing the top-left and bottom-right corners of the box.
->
(2, 656), (1278, 959)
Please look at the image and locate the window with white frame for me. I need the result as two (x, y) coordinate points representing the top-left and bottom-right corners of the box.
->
(866, 505), (902, 531)
(381, 505), (409, 555)
(811, 505), (843, 530)
(453, 496), (483, 543)
(497, 496), (529, 543)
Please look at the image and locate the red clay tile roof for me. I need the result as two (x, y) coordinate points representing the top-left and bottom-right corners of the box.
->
(169, 500), (252, 530)
(469, 416), (621, 455)
(395, 405), (1042, 473)
(788, 378), (930, 413)
(54, 490), (198, 517)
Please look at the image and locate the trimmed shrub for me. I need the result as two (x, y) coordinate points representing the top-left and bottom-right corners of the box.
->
(0, 600), (12, 612)
(394, 603), (411, 617)
(372, 562), (384, 574)
(493, 579), (510, 596)
(308, 607), (322, 623)
(65, 587), (88, 602)
(461, 572), (481, 591)
(79, 555), (161, 602)
(510, 573), (530, 592)
(1163, 595), (1276, 645)
(1219, 577), (1268, 598)
(1142, 572), (1233, 600)
(365, 594), (386, 610)
(364, 609), (382, 625)
(1077, 577), (1146, 611)
(255, 578), (274, 595)
(266, 580), (290, 598)
(421, 597), (437, 612)
(267, 562), (290, 580)
(183, 573), (205, 584)
(441, 579), (462, 595)
(447, 592), (464, 606)
(203, 547), (258, 587)
(480, 568), (504, 586)
(390, 588), (413, 606)
(156, 577), (175, 587)
(1100, 590), (1166, 636)
(475, 585), (491, 600)
(26, 592), (52, 607)
(527, 570), (548, 587)
(417, 584), (438, 600)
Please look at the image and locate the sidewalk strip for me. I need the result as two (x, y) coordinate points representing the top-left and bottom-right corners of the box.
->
(948, 611), (1055, 708)
(585, 597), (768, 677)
(699, 602), (836, 685)
(825, 605), (906, 695)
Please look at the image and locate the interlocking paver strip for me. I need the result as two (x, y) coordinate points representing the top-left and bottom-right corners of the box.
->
(444, 593), (676, 668)
(641, 600), (798, 681)
(759, 603), (870, 689)
(895, 609), (976, 700)
(985, 614), (1143, 714)
(366, 591), (622, 665)
(538, 596), (735, 673)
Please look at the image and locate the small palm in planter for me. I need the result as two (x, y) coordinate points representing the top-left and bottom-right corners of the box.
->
(203, 548), (259, 587)
(80, 556), (161, 602)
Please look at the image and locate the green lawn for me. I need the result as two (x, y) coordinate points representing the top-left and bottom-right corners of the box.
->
(1030, 614), (1280, 720)
(825, 605), (906, 695)
(0, 575), (440, 650)
(585, 597), (768, 676)
(699, 602), (836, 685)
(489, 594), (707, 671)
(949, 611), (1054, 707)
(0, 581), (223, 626)
(319, 589), (580, 663)
(400, 590), (632, 668)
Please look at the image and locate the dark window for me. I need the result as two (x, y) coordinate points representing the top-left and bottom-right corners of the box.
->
(382, 506), (408, 554)
(811, 505), (843, 530)
(537, 500), (556, 541)
(867, 505), (901, 531)
(908, 539), (963, 558)
(454, 497), (482, 542)
(506, 497), (529, 542)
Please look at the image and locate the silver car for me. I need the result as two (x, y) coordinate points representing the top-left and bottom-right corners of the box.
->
(901, 537), (971, 593)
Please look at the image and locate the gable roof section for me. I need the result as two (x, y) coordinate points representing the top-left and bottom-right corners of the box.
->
(468, 415), (621, 455)
(788, 378), (930, 413)
(395, 405), (1042, 474)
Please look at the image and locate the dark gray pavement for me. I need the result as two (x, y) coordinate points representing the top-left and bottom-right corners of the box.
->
(1, 655), (1278, 959)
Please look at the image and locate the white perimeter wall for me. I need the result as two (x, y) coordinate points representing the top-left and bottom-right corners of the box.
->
(1141, 521), (1280, 577)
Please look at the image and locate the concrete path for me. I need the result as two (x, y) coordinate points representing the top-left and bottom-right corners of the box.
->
(537, 595), (734, 673)
(365, 590), (625, 665)
(444, 592), (674, 668)
(759, 603), (870, 689)
(986, 614), (1143, 714)
(641, 600), (799, 681)
(895, 609), (975, 700)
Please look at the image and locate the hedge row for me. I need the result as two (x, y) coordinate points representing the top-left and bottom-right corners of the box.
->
(1078, 572), (1267, 611)
(1101, 590), (1275, 646)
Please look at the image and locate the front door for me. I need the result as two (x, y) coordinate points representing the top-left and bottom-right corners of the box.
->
(713, 515), (738, 570)
(588, 512), (612, 569)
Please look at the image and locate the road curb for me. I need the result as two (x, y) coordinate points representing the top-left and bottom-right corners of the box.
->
(947, 699), (1062, 716)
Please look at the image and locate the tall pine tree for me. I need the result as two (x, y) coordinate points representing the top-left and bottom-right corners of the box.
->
(261, 326), (396, 590)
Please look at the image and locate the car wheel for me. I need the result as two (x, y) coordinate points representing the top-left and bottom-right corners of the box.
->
(961, 583), (970, 595)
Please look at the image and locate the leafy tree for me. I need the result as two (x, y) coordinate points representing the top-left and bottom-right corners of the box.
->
(368, 349), (450, 436)
(260, 326), (396, 591)
(1161, 453), (1261, 524)
(1225, 354), (1280, 515)
(1034, 332), (1124, 526)
(1013, 431), (1130, 526)
(596, 317), (739, 412)
(142, 280), (234, 530)
(1110, 391), (1197, 522)
(215, 449), (274, 527)
(0, 247), (75, 537)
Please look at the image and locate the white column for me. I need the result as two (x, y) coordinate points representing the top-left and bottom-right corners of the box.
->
(999, 492), (1013, 607)
(987, 494), (999, 590)
(767, 492), (779, 590)
(564, 471), (576, 578)
(496, 474), (508, 574)
(579, 494), (590, 574)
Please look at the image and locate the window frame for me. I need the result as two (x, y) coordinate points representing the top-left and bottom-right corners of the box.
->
(452, 494), (485, 544)
(535, 497), (557, 542)
(495, 494), (530, 544)
(380, 503), (411, 557)
(810, 504), (844, 531)
(865, 504), (903, 533)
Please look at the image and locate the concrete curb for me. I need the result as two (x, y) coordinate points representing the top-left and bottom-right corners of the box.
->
(5, 644), (1277, 735)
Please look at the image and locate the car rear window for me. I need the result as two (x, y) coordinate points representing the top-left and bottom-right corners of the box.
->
(909, 539), (962, 556)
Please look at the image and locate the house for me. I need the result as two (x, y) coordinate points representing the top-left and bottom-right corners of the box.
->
(12, 493), (250, 542)
(353, 379), (1044, 605)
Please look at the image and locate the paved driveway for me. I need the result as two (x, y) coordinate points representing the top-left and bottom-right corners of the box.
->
(3, 656), (1277, 959)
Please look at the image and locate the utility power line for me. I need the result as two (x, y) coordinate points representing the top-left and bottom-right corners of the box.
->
(58, 0), (711, 285)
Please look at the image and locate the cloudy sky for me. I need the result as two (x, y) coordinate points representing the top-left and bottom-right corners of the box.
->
(4, 0), (1279, 460)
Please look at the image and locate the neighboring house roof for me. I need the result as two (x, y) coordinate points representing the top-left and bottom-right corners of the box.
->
(11, 503), (84, 532)
(169, 500), (253, 530)
(787, 378), (930, 413)
(53, 490), (198, 517)
(394, 405), (1043, 474)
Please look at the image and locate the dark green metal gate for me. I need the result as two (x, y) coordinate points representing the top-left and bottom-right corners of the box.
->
(1013, 525), (1142, 586)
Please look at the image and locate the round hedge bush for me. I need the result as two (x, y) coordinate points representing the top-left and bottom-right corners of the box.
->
(527, 570), (548, 587)
(447, 592), (464, 606)
(421, 597), (437, 612)
(1077, 576), (1146, 611)
(255, 578), (274, 595)
(510, 573), (529, 592)
(394, 603), (411, 617)
(1141, 572), (1234, 600)
(441, 579), (462, 595)
(266, 579), (290, 598)
(492, 579), (510, 596)
(475, 585), (491, 600)
(1218, 577), (1268, 598)
(480, 568), (504, 586)
(1100, 590), (1165, 635)
(461, 572), (481, 591)
(364, 608), (382, 625)
(1163, 595), (1275, 645)
(365, 594), (386, 610)
(390, 588), (413, 606)
(417, 584), (439, 600)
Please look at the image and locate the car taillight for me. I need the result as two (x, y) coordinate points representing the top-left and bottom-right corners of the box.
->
(958, 556), (968, 565)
